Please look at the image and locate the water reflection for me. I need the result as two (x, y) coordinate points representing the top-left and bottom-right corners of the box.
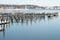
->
(0, 24), (10, 37)
(0, 12), (58, 37)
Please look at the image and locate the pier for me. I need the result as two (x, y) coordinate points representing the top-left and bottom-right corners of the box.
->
(0, 12), (58, 24)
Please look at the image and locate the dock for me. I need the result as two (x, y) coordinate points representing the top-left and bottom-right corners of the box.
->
(0, 12), (58, 23)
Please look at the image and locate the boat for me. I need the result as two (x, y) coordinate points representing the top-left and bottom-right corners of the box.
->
(0, 21), (10, 25)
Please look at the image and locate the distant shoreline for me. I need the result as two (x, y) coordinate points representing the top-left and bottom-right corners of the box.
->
(0, 4), (60, 10)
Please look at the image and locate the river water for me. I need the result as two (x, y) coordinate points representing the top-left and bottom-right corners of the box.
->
(0, 10), (60, 40)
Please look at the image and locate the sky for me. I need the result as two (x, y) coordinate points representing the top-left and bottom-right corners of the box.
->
(0, 0), (60, 6)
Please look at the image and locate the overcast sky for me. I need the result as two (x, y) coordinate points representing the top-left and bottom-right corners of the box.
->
(0, 0), (60, 6)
